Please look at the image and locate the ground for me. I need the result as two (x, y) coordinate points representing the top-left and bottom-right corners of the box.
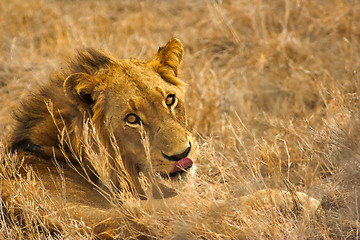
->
(0, 0), (360, 239)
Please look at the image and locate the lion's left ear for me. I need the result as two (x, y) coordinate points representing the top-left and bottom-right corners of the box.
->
(150, 38), (184, 85)
(63, 72), (102, 107)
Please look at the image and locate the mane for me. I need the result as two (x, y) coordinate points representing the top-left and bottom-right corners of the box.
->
(66, 48), (116, 76)
(8, 49), (116, 159)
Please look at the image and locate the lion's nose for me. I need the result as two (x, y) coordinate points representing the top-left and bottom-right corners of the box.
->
(162, 142), (191, 161)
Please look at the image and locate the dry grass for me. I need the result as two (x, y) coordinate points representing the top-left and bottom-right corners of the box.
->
(1, 0), (360, 239)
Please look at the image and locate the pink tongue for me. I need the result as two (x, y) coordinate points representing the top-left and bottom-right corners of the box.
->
(170, 158), (193, 173)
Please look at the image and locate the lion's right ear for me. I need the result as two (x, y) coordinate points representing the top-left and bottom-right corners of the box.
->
(150, 38), (184, 86)
(63, 73), (102, 107)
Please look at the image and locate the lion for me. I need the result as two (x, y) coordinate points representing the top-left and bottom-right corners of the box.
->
(8, 38), (197, 198)
(2, 38), (320, 239)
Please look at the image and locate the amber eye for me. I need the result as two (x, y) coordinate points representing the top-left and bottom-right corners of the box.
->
(165, 94), (176, 107)
(125, 113), (141, 124)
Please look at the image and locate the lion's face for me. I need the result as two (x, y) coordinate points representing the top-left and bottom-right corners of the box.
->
(63, 39), (197, 180)
(103, 60), (197, 177)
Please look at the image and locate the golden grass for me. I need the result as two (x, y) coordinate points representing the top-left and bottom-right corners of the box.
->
(1, 0), (360, 239)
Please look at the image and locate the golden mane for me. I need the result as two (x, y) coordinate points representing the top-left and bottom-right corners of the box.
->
(8, 49), (115, 159)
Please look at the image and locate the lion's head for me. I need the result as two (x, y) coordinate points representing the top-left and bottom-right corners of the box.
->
(64, 38), (198, 178)
(9, 38), (198, 196)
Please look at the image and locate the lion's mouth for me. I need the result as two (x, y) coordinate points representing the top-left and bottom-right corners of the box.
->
(162, 157), (193, 179)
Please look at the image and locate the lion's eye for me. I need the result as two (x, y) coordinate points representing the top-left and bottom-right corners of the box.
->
(165, 94), (176, 107)
(125, 113), (141, 124)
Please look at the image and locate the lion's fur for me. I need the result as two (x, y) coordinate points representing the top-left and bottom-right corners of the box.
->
(7, 38), (197, 192)
(9, 40), (186, 161)
(8, 49), (115, 160)
(3, 38), (200, 236)
(3, 39), (320, 239)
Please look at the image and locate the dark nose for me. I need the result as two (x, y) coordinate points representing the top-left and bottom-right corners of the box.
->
(162, 143), (191, 161)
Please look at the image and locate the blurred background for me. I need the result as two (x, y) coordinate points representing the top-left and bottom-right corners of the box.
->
(1, 0), (360, 238)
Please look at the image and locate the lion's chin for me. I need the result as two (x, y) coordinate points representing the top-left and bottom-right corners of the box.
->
(160, 157), (193, 179)
(160, 164), (195, 180)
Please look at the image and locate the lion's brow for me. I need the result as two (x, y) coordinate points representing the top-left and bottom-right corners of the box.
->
(128, 99), (137, 110)
(155, 86), (166, 97)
